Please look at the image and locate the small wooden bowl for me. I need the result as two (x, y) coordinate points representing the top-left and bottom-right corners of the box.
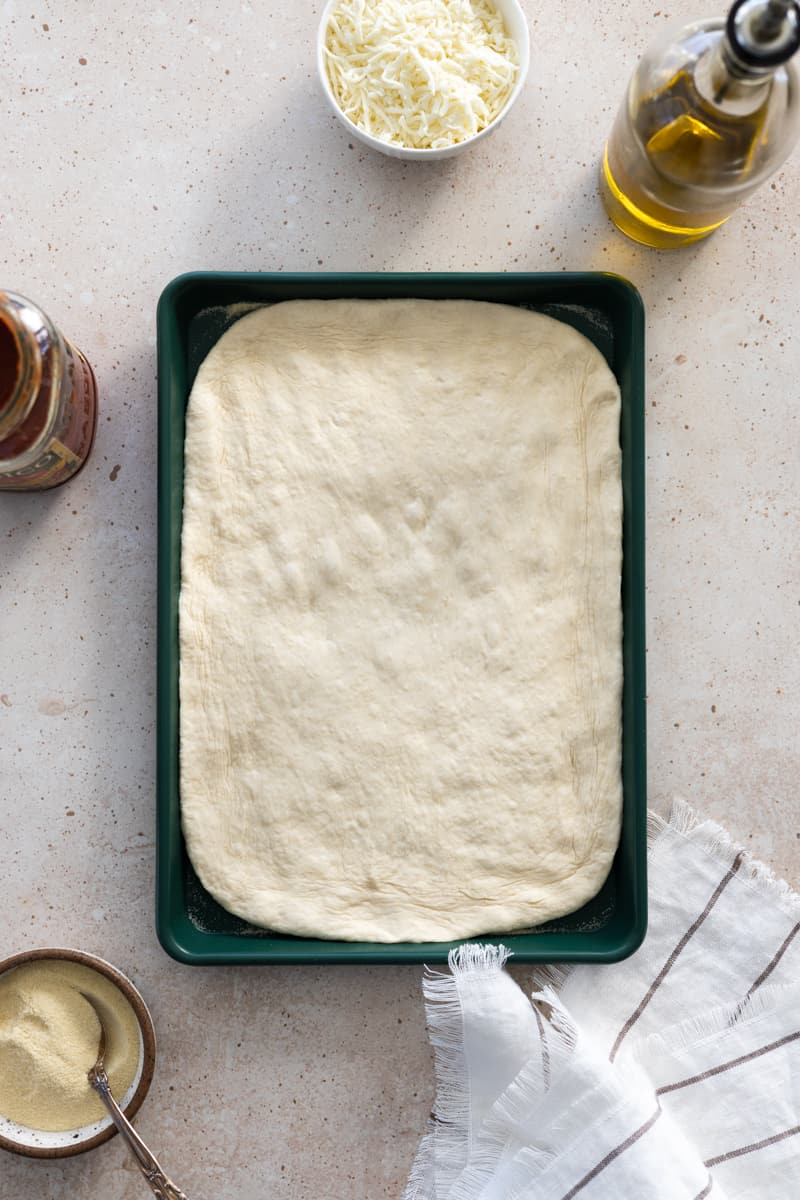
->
(0, 947), (156, 1158)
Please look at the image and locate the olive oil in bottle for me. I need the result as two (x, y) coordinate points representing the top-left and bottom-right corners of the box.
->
(601, 0), (800, 248)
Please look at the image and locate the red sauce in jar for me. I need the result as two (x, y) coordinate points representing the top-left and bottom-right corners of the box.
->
(0, 316), (19, 404)
(0, 314), (54, 462)
(0, 300), (98, 490)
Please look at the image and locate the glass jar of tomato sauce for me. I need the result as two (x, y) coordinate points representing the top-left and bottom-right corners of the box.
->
(0, 291), (98, 490)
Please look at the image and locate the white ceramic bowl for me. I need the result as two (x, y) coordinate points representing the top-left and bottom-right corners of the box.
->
(0, 948), (156, 1159)
(317, 0), (530, 160)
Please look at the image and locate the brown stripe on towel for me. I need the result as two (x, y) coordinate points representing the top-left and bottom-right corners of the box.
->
(704, 1124), (800, 1168)
(558, 1108), (662, 1199)
(746, 921), (800, 996)
(656, 1029), (800, 1095)
(609, 853), (745, 1062)
(692, 1179), (713, 1199)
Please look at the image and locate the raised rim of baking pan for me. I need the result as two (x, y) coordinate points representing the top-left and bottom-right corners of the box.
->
(156, 272), (646, 964)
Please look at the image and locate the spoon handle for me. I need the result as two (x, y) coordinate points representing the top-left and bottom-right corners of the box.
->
(89, 1069), (189, 1200)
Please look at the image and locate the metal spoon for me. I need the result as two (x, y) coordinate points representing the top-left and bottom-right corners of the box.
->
(83, 995), (189, 1200)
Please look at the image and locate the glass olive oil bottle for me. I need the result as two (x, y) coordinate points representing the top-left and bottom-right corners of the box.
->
(601, 0), (800, 247)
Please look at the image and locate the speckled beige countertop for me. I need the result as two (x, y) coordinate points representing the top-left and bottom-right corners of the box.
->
(1, 2), (798, 1197)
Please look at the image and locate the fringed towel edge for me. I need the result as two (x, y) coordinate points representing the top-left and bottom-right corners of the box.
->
(635, 979), (800, 1069)
(402, 943), (512, 1200)
(655, 798), (800, 921)
(445, 985), (576, 1200)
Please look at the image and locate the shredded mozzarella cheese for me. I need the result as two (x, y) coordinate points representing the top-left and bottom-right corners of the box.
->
(324, 0), (519, 150)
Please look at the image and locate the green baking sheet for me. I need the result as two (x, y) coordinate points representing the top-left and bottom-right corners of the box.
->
(156, 272), (646, 964)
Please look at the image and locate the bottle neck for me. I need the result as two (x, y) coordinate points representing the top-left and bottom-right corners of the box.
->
(695, 0), (800, 110)
(694, 37), (776, 113)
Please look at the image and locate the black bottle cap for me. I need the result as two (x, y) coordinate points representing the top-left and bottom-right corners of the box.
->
(727, 0), (800, 69)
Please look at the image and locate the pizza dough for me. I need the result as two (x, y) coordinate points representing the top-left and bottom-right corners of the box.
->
(180, 299), (623, 942)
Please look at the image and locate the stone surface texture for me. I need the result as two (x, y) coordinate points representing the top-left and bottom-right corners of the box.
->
(1, 2), (798, 1197)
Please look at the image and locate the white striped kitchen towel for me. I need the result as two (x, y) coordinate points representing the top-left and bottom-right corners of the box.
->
(404, 801), (800, 1200)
